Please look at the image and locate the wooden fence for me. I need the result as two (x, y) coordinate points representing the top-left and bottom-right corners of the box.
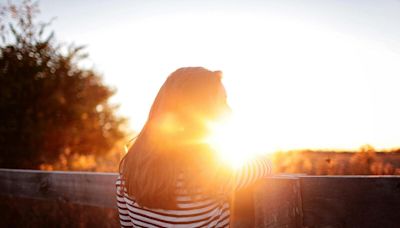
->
(0, 169), (399, 227)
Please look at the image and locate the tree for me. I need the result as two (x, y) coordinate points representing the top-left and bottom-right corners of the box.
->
(0, 0), (128, 169)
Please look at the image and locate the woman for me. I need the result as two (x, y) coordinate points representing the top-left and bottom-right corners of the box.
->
(116, 67), (272, 227)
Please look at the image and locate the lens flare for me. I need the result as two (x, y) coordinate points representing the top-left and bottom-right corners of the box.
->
(205, 115), (263, 169)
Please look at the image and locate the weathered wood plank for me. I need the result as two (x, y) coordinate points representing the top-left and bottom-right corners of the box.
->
(253, 175), (304, 228)
(300, 176), (400, 228)
(0, 195), (119, 227)
(0, 168), (118, 208)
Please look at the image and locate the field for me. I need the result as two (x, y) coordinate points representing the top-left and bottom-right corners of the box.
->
(272, 146), (400, 175)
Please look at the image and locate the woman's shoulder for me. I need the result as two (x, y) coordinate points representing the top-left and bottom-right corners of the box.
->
(115, 173), (126, 193)
(116, 173), (124, 183)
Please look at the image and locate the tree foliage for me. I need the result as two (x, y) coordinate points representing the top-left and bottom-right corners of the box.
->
(0, 0), (128, 169)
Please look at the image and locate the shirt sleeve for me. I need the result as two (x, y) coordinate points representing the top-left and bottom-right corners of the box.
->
(115, 175), (134, 228)
(233, 155), (273, 191)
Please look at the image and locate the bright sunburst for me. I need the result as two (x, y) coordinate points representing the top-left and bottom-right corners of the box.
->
(205, 114), (268, 169)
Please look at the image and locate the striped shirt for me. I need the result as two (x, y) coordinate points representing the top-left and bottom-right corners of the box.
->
(116, 156), (272, 228)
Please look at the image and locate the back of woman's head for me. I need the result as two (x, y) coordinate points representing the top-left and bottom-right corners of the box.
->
(119, 67), (230, 209)
(148, 67), (226, 141)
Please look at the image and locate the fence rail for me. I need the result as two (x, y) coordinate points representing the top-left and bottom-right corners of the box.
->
(1, 169), (399, 227)
(0, 168), (117, 208)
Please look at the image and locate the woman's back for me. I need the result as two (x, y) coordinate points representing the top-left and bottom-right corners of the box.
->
(116, 155), (272, 227)
(116, 176), (230, 227)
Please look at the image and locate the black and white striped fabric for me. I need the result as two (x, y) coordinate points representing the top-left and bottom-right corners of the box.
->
(116, 156), (272, 228)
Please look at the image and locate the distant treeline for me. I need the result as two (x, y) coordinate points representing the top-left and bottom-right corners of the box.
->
(272, 145), (400, 175)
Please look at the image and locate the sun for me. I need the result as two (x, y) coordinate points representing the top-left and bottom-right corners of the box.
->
(204, 114), (269, 169)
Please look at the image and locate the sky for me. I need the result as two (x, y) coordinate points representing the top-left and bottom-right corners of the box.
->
(8, 0), (400, 151)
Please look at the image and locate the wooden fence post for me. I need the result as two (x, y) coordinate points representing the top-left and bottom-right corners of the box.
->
(253, 175), (304, 228)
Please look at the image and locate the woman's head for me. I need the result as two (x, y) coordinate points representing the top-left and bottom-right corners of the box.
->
(146, 67), (229, 146)
(120, 67), (231, 209)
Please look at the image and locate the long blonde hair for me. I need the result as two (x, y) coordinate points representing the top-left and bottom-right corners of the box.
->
(119, 67), (232, 209)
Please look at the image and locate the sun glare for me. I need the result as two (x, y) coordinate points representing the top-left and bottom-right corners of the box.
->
(205, 115), (268, 169)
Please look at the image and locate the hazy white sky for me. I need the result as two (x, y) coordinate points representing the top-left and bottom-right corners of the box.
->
(15, 0), (400, 151)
